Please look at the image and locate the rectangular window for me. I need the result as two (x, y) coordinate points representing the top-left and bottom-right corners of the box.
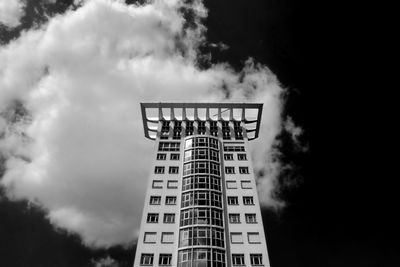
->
(223, 145), (245, 152)
(210, 150), (219, 161)
(167, 180), (178, 188)
(248, 232), (261, 244)
(245, 213), (257, 224)
(147, 213), (159, 223)
(229, 213), (241, 224)
(232, 254), (245, 266)
(143, 232), (157, 243)
(209, 138), (219, 149)
(161, 232), (174, 244)
(237, 153), (247, 160)
(152, 180), (163, 189)
(227, 196), (239, 205)
(224, 154), (234, 160)
(226, 181), (237, 189)
(225, 166), (235, 174)
(159, 254), (172, 265)
(230, 232), (243, 244)
(158, 142), (180, 151)
(239, 167), (249, 174)
(241, 181), (252, 189)
(210, 162), (220, 175)
(154, 166), (165, 174)
(250, 254), (263, 265)
(156, 153), (166, 160)
(165, 196), (177, 205)
(170, 153), (180, 160)
(149, 196), (161, 205)
(140, 254), (154, 265)
(243, 196), (254, 205)
(169, 166), (179, 174)
(163, 213), (175, 224)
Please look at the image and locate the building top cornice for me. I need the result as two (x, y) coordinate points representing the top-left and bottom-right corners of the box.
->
(140, 102), (263, 141)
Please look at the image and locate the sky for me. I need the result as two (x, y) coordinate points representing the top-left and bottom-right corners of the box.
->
(0, 1), (396, 267)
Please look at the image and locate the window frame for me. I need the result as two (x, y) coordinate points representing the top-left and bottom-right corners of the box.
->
(143, 232), (157, 244)
(146, 213), (159, 223)
(241, 180), (252, 189)
(226, 181), (237, 189)
(149, 196), (161, 205)
(237, 153), (247, 160)
(229, 213), (241, 224)
(170, 153), (180, 160)
(158, 142), (180, 152)
(239, 166), (249, 174)
(232, 254), (245, 266)
(169, 166), (179, 174)
(227, 196), (239, 205)
(161, 232), (174, 244)
(245, 213), (257, 224)
(167, 180), (178, 189)
(250, 254), (263, 265)
(159, 253), (172, 266)
(230, 232), (244, 244)
(154, 166), (165, 174)
(152, 180), (163, 189)
(163, 213), (175, 224)
(243, 196), (254, 205)
(165, 196), (177, 205)
(140, 253), (154, 265)
(224, 153), (234, 160)
(225, 166), (235, 174)
(248, 232), (261, 244)
(156, 153), (166, 160)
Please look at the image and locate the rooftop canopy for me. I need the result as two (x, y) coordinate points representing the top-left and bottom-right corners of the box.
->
(140, 103), (263, 141)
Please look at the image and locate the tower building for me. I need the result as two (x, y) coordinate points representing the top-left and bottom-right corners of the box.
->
(134, 103), (270, 267)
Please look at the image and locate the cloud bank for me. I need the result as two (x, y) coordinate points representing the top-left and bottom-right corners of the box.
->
(0, 0), (299, 247)
(0, 0), (25, 28)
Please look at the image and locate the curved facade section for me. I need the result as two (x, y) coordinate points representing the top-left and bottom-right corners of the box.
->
(178, 136), (226, 267)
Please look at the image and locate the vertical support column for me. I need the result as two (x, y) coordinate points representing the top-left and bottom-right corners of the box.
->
(205, 121), (210, 135)
(182, 108), (187, 138)
(193, 120), (198, 135)
(170, 107), (175, 120)
(229, 108), (235, 139)
(157, 120), (163, 139)
(205, 108), (211, 135)
(229, 121), (235, 140)
(158, 106), (164, 120)
(182, 107), (187, 121)
(241, 107), (245, 121)
(217, 107), (223, 139)
(193, 107), (198, 135)
(241, 121), (248, 139)
(169, 120), (175, 139)
(217, 121), (223, 139)
(241, 108), (247, 140)
(181, 120), (186, 138)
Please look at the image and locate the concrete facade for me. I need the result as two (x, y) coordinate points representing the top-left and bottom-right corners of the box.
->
(133, 103), (270, 267)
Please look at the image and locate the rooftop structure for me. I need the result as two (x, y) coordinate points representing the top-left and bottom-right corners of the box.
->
(134, 102), (270, 267)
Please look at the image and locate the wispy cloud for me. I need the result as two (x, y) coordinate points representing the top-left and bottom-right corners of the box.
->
(0, 0), (303, 247)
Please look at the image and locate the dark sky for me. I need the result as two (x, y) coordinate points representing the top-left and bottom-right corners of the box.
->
(0, 0), (396, 267)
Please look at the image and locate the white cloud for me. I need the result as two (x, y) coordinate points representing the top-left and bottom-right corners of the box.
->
(284, 116), (307, 152)
(91, 256), (119, 267)
(0, 0), (296, 247)
(0, 0), (25, 28)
